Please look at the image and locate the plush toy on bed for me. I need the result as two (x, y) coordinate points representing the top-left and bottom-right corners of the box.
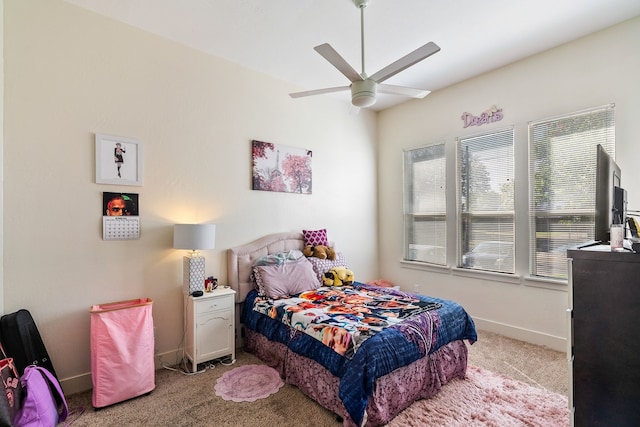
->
(303, 245), (336, 260)
(323, 266), (354, 286)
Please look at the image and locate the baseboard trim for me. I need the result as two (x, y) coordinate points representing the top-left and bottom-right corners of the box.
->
(472, 317), (566, 353)
(60, 322), (566, 395)
(60, 349), (182, 396)
(60, 371), (93, 397)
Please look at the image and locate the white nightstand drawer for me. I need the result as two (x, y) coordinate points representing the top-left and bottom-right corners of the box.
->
(196, 294), (234, 314)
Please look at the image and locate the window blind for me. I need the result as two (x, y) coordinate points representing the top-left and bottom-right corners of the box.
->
(458, 129), (515, 273)
(529, 104), (615, 279)
(403, 143), (446, 265)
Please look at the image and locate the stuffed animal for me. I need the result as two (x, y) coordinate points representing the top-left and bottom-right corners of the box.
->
(323, 266), (354, 287)
(303, 245), (336, 260)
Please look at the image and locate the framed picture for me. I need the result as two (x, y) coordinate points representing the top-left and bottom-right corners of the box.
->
(95, 133), (143, 186)
(252, 140), (312, 194)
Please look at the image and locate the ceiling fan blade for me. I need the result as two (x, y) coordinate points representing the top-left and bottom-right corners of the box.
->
(377, 84), (431, 99)
(314, 43), (363, 83)
(289, 86), (350, 98)
(369, 42), (441, 83)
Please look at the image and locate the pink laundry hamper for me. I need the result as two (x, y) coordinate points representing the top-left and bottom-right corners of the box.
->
(90, 298), (155, 408)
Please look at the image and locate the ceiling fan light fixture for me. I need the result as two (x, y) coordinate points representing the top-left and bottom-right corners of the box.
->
(352, 93), (376, 108)
(289, 0), (438, 109)
(351, 92), (376, 108)
(351, 79), (377, 108)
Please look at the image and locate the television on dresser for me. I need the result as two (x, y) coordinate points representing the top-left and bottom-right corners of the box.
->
(594, 144), (624, 243)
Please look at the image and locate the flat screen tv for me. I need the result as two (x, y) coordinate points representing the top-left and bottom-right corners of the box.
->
(594, 144), (622, 243)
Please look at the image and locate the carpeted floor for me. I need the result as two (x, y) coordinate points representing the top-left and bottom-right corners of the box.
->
(64, 330), (568, 426)
(466, 330), (568, 396)
(387, 365), (568, 427)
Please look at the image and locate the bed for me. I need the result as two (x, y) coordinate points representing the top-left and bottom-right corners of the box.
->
(227, 232), (477, 427)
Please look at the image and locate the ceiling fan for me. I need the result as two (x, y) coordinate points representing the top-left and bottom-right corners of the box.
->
(289, 0), (440, 108)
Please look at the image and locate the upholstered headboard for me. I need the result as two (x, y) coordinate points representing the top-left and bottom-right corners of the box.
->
(227, 232), (305, 303)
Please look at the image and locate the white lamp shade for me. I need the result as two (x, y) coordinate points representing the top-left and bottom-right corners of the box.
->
(173, 224), (216, 250)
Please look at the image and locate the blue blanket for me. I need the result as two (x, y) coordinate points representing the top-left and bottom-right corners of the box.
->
(241, 283), (477, 426)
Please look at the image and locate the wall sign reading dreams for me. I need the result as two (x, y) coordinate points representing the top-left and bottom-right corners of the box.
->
(461, 105), (503, 128)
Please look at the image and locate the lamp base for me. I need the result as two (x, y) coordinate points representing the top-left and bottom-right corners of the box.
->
(183, 256), (205, 295)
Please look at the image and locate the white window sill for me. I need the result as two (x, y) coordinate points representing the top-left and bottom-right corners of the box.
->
(401, 260), (569, 291)
(523, 275), (568, 291)
(400, 260), (451, 274)
(451, 267), (521, 285)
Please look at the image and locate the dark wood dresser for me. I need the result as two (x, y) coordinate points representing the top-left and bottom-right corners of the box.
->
(568, 247), (640, 426)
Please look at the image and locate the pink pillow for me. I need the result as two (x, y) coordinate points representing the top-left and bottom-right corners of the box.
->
(303, 229), (328, 246)
(253, 257), (320, 299)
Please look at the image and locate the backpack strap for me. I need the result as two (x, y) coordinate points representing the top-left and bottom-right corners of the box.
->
(31, 365), (68, 421)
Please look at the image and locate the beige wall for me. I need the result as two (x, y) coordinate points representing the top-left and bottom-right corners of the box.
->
(378, 16), (640, 351)
(3, 0), (378, 393)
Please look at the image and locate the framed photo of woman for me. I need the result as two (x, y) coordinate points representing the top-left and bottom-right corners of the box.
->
(95, 133), (143, 186)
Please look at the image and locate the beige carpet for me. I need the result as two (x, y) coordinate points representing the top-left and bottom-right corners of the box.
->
(64, 330), (568, 426)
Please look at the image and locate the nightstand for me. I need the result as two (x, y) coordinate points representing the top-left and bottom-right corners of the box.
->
(184, 287), (235, 372)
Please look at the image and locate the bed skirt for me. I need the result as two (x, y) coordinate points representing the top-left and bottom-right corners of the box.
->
(245, 328), (468, 427)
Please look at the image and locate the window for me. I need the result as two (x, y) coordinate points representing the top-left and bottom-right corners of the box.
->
(403, 143), (446, 265)
(458, 129), (515, 273)
(529, 105), (615, 279)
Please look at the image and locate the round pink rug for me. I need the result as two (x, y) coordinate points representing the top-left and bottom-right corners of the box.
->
(214, 364), (284, 402)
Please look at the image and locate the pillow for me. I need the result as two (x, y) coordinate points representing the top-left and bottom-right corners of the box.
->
(307, 252), (348, 283)
(251, 250), (305, 293)
(303, 229), (328, 246)
(253, 257), (320, 299)
(253, 249), (304, 267)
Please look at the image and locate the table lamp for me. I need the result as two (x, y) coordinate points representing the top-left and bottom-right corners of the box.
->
(173, 224), (216, 295)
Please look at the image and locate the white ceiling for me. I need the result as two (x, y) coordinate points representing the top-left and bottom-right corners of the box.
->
(64, 0), (640, 111)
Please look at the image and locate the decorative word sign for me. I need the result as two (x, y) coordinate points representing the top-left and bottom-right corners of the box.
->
(461, 105), (503, 128)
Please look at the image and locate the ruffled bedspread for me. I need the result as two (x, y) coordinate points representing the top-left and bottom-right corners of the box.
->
(241, 283), (477, 426)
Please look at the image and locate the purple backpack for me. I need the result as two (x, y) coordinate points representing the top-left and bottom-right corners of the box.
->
(14, 365), (67, 427)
